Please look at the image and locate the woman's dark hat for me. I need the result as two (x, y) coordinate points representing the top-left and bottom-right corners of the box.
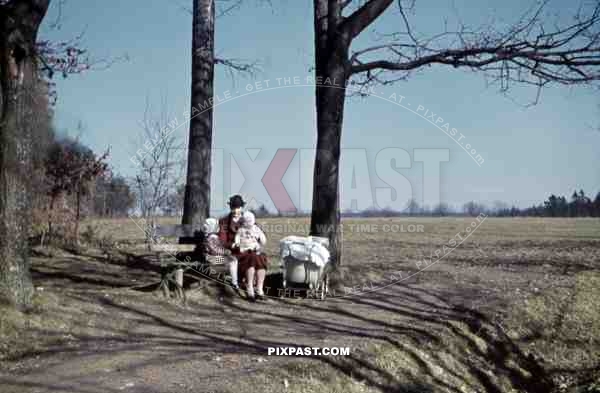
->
(228, 194), (246, 208)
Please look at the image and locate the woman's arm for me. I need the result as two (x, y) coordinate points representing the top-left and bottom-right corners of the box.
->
(218, 217), (234, 249)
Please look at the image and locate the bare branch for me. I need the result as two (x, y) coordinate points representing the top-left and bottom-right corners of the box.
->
(215, 57), (261, 78)
(397, 0), (418, 48)
(47, 0), (67, 30)
(216, 0), (244, 17)
(34, 26), (129, 105)
(341, 0), (394, 40)
(179, 0), (264, 77)
(348, 1), (600, 93)
(132, 97), (186, 219)
(176, 0), (271, 18)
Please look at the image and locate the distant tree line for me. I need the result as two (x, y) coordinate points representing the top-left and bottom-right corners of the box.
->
(458, 190), (600, 217)
(246, 190), (600, 219)
(523, 190), (600, 218)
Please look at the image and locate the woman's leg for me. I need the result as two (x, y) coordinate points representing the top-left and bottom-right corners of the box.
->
(227, 256), (238, 288)
(245, 266), (255, 298)
(255, 268), (266, 296)
(236, 254), (250, 290)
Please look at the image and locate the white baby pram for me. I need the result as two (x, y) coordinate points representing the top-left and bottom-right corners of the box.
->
(279, 235), (331, 300)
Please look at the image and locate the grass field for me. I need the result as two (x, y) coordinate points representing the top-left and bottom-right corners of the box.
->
(0, 217), (599, 392)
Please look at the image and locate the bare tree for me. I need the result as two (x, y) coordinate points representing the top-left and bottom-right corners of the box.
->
(406, 198), (420, 215)
(182, 0), (216, 230)
(92, 173), (136, 218)
(161, 183), (185, 217)
(433, 202), (450, 216)
(182, 0), (259, 232)
(0, 0), (51, 310)
(310, 0), (600, 266)
(463, 201), (483, 217)
(45, 136), (109, 246)
(133, 98), (186, 249)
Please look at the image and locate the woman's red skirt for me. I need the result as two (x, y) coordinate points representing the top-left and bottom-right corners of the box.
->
(235, 250), (268, 279)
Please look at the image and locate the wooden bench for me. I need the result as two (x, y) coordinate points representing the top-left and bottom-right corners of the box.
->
(147, 224), (230, 300)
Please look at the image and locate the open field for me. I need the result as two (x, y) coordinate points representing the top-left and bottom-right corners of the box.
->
(1, 217), (599, 392)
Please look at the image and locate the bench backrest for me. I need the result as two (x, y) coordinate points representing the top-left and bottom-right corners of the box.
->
(151, 224), (204, 245)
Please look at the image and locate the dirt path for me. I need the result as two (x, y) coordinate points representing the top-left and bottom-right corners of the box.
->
(0, 263), (556, 392)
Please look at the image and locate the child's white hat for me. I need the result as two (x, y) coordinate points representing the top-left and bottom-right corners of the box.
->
(203, 217), (219, 234)
(242, 210), (255, 226)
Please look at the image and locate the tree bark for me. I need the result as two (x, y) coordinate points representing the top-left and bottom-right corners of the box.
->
(48, 193), (56, 241)
(0, 0), (50, 310)
(309, 0), (350, 266)
(75, 185), (81, 246)
(182, 0), (215, 230)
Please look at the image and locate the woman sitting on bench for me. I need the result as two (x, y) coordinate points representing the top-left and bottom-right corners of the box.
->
(233, 210), (268, 301)
(218, 195), (268, 302)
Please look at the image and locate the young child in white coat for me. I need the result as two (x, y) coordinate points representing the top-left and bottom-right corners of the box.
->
(233, 211), (268, 299)
(203, 217), (239, 290)
(233, 211), (266, 253)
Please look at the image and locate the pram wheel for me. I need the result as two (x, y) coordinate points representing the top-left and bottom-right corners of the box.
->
(280, 279), (287, 297)
(318, 274), (329, 300)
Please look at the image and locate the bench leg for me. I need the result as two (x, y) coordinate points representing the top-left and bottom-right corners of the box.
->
(157, 269), (187, 301)
(174, 268), (184, 289)
(158, 277), (170, 297)
(157, 257), (170, 297)
(170, 268), (187, 303)
(154, 252), (190, 303)
(173, 282), (184, 300)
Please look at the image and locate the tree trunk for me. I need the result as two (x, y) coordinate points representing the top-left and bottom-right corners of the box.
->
(75, 186), (81, 246)
(310, 75), (348, 266)
(47, 194), (56, 241)
(102, 189), (106, 218)
(309, 0), (349, 266)
(146, 216), (156, 252)
(0, 0), (50, 310)
(182, 0), (215, 230)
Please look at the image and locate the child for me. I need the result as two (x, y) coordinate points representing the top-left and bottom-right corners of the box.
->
(203, 217), (239, 290)
(233, 211), (268, 300)
(234, 211), (266, 253)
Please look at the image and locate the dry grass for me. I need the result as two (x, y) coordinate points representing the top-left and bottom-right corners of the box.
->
(0, 290), (83, 360)
(0, 217), (598, 392)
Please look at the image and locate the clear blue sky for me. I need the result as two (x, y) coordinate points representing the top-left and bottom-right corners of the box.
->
(41, 0), (599, 214)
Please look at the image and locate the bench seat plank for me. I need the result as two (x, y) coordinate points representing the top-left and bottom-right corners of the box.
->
(153, 224), (202, 238)
(149, 243), (197, 253)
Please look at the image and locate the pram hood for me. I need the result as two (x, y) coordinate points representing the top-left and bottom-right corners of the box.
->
(279, 235), (330, 268)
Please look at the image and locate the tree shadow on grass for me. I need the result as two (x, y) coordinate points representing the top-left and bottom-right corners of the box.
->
(346, 284), (556, 392)
(30, 267), (133, 289)
(0, 289), (450, 392)
(13, 262), (564, 392)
